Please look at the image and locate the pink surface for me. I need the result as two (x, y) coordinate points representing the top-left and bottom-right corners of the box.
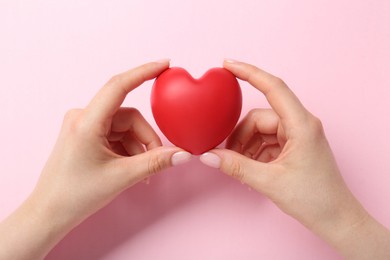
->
(1, 1), (389, 259)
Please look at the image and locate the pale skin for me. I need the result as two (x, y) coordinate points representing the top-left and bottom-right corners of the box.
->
(0, 60), (193, 259)
(0, 60), (389, 259)
(201, 60), (390, 259)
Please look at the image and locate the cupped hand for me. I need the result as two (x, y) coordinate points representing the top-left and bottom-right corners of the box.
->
(32, 60), (192, 230)
(199, 60), (389, 258)
(0, 61), (193, 260)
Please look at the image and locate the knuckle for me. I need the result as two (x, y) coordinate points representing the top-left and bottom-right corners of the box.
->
(107, 74), (122, 86)
(309, 116), (324, 135)
(126, 107), (141, 117)
(247, 108), (260, 121)
(271, 76), (286, 86)
(303, 115), (325, 140)
(63, 109), (81, 122)
(62, 109), (88, 136)
(268, 76), (287, 94)
(119, 108), (143, 127)
(229, 160), (245, 182)
(63, 109), (83, 127)
(106, 74), (128, 96)
(147, 154), (166, 175)
(117, 107), (141, 118)
(248, 69), (263, 86)
(247, 108), (258, 117)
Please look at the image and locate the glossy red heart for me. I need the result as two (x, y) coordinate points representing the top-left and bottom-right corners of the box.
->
(151, 67), (242, 155)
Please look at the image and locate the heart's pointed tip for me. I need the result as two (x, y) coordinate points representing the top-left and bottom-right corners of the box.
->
(189, 147), (216, 156)
(178, 147), (208, 156)
(180, 149), (201, 156)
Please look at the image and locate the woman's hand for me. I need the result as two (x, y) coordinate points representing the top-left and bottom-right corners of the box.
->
(35, 60), (192, 225)
(200, 60), (390, 259)
(0, 60), (192, 260)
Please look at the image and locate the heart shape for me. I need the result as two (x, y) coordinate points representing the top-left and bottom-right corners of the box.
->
(151, 67), (242, 155)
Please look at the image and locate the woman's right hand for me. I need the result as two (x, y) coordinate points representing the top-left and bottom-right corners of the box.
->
(200, 60), (390, 259)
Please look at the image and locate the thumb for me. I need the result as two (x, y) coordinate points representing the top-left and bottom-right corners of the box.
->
(200, 148), (271, 190)
(115, 147), (192, 185)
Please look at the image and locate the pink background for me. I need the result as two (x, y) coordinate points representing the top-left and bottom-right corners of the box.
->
(1, 0), (390, 259)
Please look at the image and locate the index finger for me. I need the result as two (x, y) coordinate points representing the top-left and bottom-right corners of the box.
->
(223, 60), (308, 122)
(85, 60), (170, 124)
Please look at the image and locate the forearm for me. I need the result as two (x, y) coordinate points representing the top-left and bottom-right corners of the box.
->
(0, 194), (73, 260)
(331, 215), (390, 259)
(313, 195), (390, 259)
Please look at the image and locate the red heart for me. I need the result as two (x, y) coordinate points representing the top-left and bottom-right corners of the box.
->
(151, 67), (242, 155)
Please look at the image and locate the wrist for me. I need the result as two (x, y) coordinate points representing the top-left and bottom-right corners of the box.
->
(311, 191), (369, 245)
(310, 192), (390, 258)
(24, 193), (74, 251)
(327, 212), (390, 259)
(0, 192), (76, 260)
(27, 188), (81, 237)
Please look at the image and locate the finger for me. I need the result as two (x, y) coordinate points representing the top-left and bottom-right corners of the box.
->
(242, 132), (263, 158)
(107, 131), (125, 142)
(120, 131), (146, 156)
(109, 131), (146, 156)
(223, 60), (308, 122)
(256, 144), (281, 163)
(85, 60), (170, 125)
(227, 109), (279, 152)
(111, 107), (162, 150)
(112, 147), (192, 187)
(242, 133), (278, 159)
(200, 149), (277, 194)
(109, 141), (129, 156)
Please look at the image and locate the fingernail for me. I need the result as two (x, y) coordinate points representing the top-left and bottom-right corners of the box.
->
(171, 151), (192, 166)
(200, 152), (221, 168)
(224, 58), (239, 64)
(155, 58), (171, 64)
